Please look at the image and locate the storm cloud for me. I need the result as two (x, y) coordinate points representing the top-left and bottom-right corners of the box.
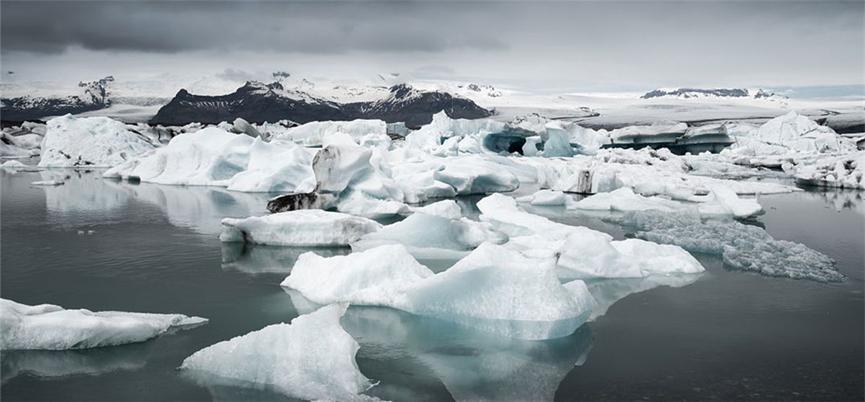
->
(1, 1), (863, 91)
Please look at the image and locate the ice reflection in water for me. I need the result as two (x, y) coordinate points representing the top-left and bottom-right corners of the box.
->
(286, 289), (594, 402)
(1, 342), (154, 384)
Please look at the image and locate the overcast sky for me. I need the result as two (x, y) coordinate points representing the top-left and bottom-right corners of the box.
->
(1, 0), (863, 94)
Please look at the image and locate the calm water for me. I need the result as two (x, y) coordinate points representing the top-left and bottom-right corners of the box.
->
(1, 170), (863, 401)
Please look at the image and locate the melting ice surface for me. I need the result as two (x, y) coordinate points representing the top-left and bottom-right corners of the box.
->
(613, 210), (844, 282)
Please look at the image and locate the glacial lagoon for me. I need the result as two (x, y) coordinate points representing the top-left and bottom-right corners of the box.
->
(1, 169), (862, 401)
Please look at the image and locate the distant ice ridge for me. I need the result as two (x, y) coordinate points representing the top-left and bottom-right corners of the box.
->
(614, 211), (843, 282)
(39, 115), (157, 167)
(282, 243), (597, 340)
(0, 298), (207, 350)
(181, 304), (377, 401)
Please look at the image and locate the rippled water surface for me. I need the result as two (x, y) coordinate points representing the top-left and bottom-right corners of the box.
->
(1, 170), (863, 401)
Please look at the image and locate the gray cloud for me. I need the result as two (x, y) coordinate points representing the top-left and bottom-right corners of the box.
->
(0, 1), (862, 90)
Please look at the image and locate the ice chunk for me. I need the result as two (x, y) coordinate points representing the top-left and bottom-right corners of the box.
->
(569, 187), (680, 212)
(433, 156), (520, 195)
(1, 160), (29, 171)
(281, 245), (434, 306)
(477, 193), (577, 238)
(220, 210), (381, 247)
(334, 189), (410, 219)
(517, 189), (569, 206)
(283, 243), (595, 340)
(557, 230), (704, 280)
(312, 143), (373, 194)
(39, 115), (156, 168)
(401, 243), (596, 340)
(410, 199), (463, 220)
(103, 127), (253, 186)
(31, 180), (65, 186)
(0, 299), (206, 350)
(180, 304), (374, 401)
(693, 184), (763, 218)
(615, 211), (843, 282)
(794, 151), (865, 190)
(352, 212), (507, 259)
(753, 111), (851, 153)
(225, 139), (316, 193)
(272, 119), (387, 147)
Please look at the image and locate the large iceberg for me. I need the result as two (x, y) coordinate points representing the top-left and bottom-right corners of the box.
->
(39, 115), (156, 168)
(282, 245), (433, 306)
(0, 298), (206, 350)
(180, 304), (375, 401)
(282, 243), (596, 340)
(272, 119), (388, 147)
(615, 211), (843, 282)
(104, 127), (316, 193)
(220, 209), (381, 247)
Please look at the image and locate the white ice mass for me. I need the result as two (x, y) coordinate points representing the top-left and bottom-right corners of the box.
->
(282, 243), (597, 340)
(0, 299), (206, 350)
(220, 209), (381, 247)
(180, 304), (375, 401)
(39, 115), (157, 168)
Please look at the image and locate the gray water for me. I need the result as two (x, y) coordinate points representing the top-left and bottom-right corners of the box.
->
(1, 170), (863, 401)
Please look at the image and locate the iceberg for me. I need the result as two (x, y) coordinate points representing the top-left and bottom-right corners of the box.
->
(411, 199), (463, 220)
(282, 243), (596, 340)
(517, 189), (570, 206)
(272, 119), (387, 147)
(433, 156), (520, 195)
(352, 211), (507, 259)
(220, 209), (381, 247)
(401, 243), (596, 340)
(0, 299), (206, 350)
(180, 304), (375, 401)
(282, 245), (434, 306)
(104, 127), (317, 193)
(615, 211), (843, 282)
(39, 115), (156, 168)
(794, 151), (865, 190)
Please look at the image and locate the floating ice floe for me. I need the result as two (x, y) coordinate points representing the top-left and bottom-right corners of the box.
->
(30, 180), (65, 186)
(1, 160), (29, 171)
(220, 209), (381, 247)
(282, 245), (433, 306)
(283, 243), (596, 340)
(615, 210), (843, 282)
(517, 189), (570, 206)
(352, 211), (506, 259)
(180, 304), (376, 401)
(476, 193), (705, 280)
(569, 185), (763, 218)
(793, 151), (865, 190)
(39, 115), (156, 168)
(0, 298), (206, 350)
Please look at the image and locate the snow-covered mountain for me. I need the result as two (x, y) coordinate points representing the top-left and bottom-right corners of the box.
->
(641, 88), (785, 101)
(151, 81), (492, 127)
(1, 76), (115, 122)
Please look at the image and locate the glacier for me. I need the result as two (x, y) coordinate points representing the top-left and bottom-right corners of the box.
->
(0, 298), (206, 350)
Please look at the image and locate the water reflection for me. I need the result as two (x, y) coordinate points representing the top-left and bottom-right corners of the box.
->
(585, 274), (703, 320)
(220, 243), (350, 276)
(285, 290), (594, 402)
(1, 342), (154, 383)
(35, 171), (271, 235)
